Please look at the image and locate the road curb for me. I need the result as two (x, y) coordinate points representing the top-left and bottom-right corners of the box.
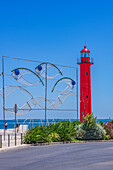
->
(0, 144), (31, 152)
(31, 140), (113, 146)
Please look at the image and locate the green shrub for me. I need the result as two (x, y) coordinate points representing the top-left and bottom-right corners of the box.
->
(75, 114), (105, 140)
(75, 124), (85, 139)
(48, 132), (60, 142)
(83, 114), (97, 130)
(72, 120), (81, 127)
(99, 121), (104, 127)
(35, 125), (52, 143)
(23, 126), (39, 144)
(55, 121), (76, 141)
(23, 125), (53, 144)
(83, 124), (105, 140)
(103, 135), (109, 140)
(23, 120), (81, 144)
(111, 120), (113, 124)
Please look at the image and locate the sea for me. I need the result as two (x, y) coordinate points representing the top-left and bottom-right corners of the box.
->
(0, 119), (111, 129)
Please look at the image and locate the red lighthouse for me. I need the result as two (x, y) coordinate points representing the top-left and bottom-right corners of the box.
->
(77, 46), (93, 122)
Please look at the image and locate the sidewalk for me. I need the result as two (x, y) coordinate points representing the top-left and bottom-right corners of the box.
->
(0, 144), (31, 152)
(0, 125), (28, 149)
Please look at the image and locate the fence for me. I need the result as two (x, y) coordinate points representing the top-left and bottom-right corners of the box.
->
(0, 56), (78, 139)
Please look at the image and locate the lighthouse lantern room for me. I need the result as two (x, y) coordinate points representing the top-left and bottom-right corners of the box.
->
(77, 46), (93, 122)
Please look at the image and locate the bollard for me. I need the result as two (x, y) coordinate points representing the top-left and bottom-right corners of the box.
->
(15, 133), (16, 146)
(0, 135), (2, 148)
(8, 134), (10, 147)
(14, 104), (18, 146)
(21, 133), (23, 145)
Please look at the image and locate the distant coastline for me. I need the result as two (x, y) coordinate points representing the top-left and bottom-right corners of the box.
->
(0, 119), (112, 129)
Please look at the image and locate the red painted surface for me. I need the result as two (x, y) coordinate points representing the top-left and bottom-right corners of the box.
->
(77, 46), (93, 122)
(80, 46), (90, 53)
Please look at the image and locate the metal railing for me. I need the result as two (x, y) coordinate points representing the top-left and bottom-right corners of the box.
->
(77, 57), (94, 64)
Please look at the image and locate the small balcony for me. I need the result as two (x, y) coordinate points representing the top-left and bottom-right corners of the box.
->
(77, 57), (94, 64)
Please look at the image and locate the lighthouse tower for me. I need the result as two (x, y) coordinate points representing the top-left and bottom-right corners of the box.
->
(77, 46), (93, 122)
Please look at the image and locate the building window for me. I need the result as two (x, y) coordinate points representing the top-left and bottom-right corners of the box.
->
(86, 72), (88, 75)
(86, 95), (88, 98)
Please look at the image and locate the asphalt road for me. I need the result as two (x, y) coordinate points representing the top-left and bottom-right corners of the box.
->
(0, 142), (113, 170)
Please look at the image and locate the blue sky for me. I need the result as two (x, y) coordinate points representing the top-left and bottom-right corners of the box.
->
(0, 0), (113, 119)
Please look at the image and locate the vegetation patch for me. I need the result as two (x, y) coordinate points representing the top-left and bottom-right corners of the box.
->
(23, 120), (81, 144)
(23, 115), (113, 144)
(75, 114), (106, 140)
